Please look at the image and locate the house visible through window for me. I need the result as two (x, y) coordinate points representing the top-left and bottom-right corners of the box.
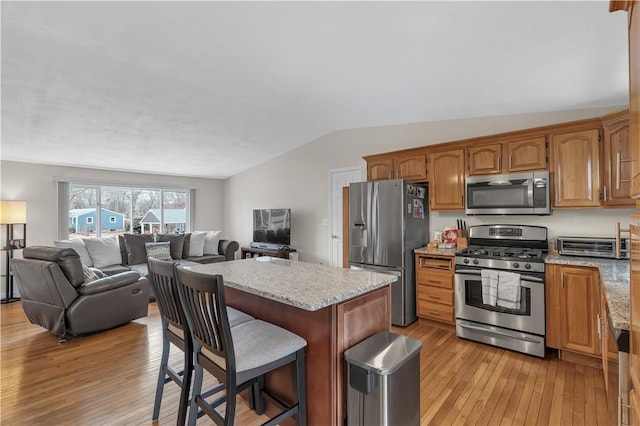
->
(66, 184), (191, 239)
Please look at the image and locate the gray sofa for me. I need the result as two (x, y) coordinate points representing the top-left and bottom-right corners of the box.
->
(55, 233), (239, 278)
(12, 246), (150, 341)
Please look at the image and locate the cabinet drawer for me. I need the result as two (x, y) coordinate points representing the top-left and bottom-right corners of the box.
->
(418, 300), (454, 323)
(417, 256), (453, 271)
(416, 270), (452, 289)
(417, 285), (454, 306)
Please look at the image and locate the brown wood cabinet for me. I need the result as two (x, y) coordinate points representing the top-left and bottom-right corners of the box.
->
(610, 2), (640, 425)
(365, 151), (427, 182)
(550, 128), (602, 208)
(603, 111), (634, 207)
(467, 137), (547, 176)
(468, 143), (502, 175)
(626, 1), (640, 199)
(632, 389), (640, 426)
(415, 253), (454, 324)
(367, 157), (394, 181)
(631, 221), (640, 409)
(506, 136), (548, 172)
(428, 148), (465, 211)
(546, 264), (601, 357)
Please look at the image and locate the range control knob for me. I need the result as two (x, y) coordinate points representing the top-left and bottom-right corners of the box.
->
(472, 259), (479, 265)
(512, 262), (520, 269)
(463, 258), (470, 264)
(525, 263), (532, 270)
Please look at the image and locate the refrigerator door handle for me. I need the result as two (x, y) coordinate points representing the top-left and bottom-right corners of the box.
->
(371, 182), (378, 263)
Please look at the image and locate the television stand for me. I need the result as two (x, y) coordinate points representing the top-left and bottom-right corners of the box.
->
(241, 246), (296, 260)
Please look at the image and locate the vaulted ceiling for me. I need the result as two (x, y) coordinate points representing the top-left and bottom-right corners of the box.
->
(1, 1), (629, 178)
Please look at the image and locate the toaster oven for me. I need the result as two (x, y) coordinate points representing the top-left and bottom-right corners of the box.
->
(556, 236), (629, 259)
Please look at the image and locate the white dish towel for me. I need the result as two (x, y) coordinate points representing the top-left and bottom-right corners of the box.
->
(497, 271), (521, 309)
(481, 269), (498, 306)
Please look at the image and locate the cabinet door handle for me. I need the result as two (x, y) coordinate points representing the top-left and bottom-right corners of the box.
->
(509, 155), (512, 170)
(497, 156), (501, 170)
(428, 295), (441, 300)
(429, 311), (442, 316)
(604, 186), (608, 202)
(616, 153), (621, 189)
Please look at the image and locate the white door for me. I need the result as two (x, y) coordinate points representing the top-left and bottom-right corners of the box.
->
(329, 166), (362, 267)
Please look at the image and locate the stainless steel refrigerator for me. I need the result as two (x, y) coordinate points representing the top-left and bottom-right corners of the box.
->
(349, 179), (429, 326)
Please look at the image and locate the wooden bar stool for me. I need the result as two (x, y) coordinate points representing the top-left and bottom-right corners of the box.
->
(175, 265), (307, 426)
(147, 257), (254, 425)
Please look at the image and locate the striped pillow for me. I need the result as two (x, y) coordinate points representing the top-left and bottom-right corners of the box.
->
(145, 242), (172, 261)
(82, 264), (100, 283)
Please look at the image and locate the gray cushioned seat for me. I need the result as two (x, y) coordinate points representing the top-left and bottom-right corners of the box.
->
(227, 307), (254, 328)
(230, 319), (306, 384)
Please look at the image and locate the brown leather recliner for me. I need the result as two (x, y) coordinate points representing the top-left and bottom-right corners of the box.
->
(12, 246), (149, 341)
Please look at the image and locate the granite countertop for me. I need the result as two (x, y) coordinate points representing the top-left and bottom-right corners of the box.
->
(184, 257), (398, 312)
(414, 246), (458, 257)
(546, 255), (630, 330)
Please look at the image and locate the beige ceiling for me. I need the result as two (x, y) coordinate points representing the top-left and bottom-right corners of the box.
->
(0, 1), (629, 179)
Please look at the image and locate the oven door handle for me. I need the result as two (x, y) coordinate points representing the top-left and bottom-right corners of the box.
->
(458, 323), (542, 343)
(455, 269), (544, 283)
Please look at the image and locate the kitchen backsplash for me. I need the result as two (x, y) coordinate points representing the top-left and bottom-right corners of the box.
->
(431, 209), (634, 241)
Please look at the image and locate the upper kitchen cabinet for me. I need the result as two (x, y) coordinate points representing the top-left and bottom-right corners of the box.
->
(428, 148), (465, 211)
(602, 110), (634, 207)
(467, 136), (547, 176)
(364, 151), (427, 182)
(394, 152), (428, 181)
(505, 136), (548, 172)
(550, 126), (601, 208)
(467, 143), (502, 175)
(366, 156), (394, 181)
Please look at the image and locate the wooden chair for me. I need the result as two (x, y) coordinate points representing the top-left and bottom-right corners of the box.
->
(147, 257), (255, 425)
(175, 265), (307, 426)
(147, 256), (193, 425)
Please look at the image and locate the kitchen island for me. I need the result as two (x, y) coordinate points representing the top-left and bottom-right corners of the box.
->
(184, 256), (397, 425)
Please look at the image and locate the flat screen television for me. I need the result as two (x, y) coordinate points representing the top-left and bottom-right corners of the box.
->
(253, 208), (291, 246)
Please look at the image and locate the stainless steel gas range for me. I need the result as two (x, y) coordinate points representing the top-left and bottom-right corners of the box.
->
(455, 224), (548, 357)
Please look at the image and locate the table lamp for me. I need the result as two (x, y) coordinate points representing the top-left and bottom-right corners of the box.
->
(1, 200), (27, 303)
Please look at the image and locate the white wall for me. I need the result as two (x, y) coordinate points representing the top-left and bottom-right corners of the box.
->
(0, 160), (226, 246)
(225, 106), (632, 264)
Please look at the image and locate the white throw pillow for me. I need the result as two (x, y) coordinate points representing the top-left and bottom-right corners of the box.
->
(54, 239), (94, 267)
(188, 232), (207, 257)
(83, 237), (122, 268)
(202, 231), (222, 255)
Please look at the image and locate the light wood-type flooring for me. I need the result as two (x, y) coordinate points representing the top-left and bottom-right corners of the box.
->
(1, 301), (618, 425)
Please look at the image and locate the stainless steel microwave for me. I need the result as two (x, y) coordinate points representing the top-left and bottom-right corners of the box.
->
(465, 171), (551, 215)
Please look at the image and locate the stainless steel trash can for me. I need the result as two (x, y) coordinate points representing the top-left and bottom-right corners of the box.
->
(344, 331), (422, 426)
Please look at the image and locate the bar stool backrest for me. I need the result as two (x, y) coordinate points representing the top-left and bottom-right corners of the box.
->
(175, 267), (236, 385)
(147, 257), (186, 332)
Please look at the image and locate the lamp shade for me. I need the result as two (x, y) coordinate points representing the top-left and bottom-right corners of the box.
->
(0, 201), (27, 224)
